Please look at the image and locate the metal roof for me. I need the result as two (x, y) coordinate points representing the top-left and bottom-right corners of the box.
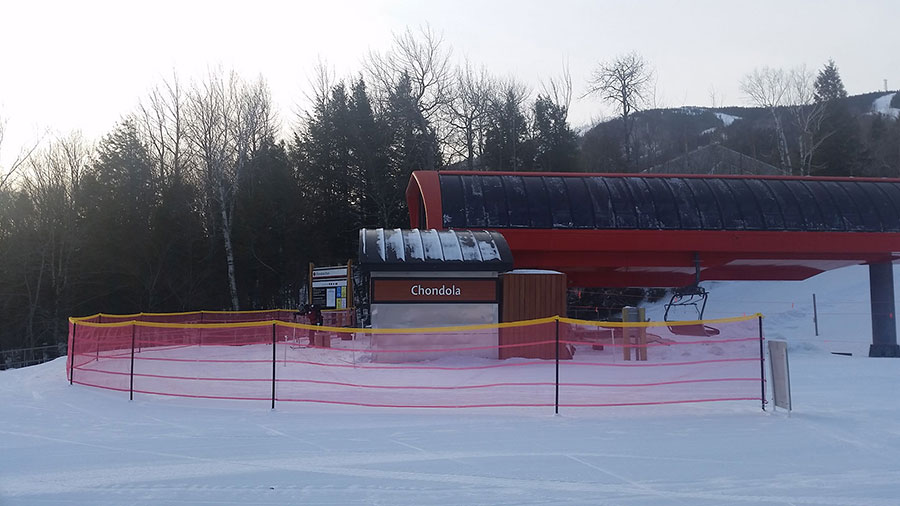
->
(437, 173), (900, 233)
(358, 228), (514, 272)
(405, 171), (900, 286)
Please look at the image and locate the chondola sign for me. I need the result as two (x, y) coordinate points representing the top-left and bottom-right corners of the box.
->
(372, 278), (498, 303)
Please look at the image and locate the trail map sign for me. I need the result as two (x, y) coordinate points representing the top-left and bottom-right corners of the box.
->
(309, 262), (352, 310)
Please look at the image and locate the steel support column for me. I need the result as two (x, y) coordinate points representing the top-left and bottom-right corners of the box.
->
(869, 263), (900, 357)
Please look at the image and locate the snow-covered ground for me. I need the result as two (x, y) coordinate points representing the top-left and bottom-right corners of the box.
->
(714, 112), (741, 127)
(4, 265), (900, 505)
(871, 93), (900, 119)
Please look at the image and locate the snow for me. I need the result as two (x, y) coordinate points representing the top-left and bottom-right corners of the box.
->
(420, 229), (444, 261)
(456, 230), (481, 261)
(714, 112), (741, 126)
(438, 231), (463, 261)
(406, 229), (424, 261)
(507, 269), (564, 275)
(871, 93), (900, 119)
(375, 228), (386, 261)
(385, 228), (406, 261)
(4, 265), (900, 505)
(476, 234), (501, 261)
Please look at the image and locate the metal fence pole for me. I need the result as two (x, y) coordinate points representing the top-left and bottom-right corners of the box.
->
(271, 323), (277, 410)
(69, 323), (77, 385)
(555, 317), (560, 415)
(759, 315), (766, 411)
(813, 293), (819, 336)
(129, 323), (136, 401)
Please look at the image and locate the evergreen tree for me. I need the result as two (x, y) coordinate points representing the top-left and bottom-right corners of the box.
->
(532, 95), (579, 171)
(79, 120), (156, 311)
(383, 73), (439, 222)
(293, 82), (360, 263)
(483, 88), (531, 170)
(348, 79), (393, 228)
(233, 138), (301, 309)
(814, 60), (848, 102)
(811, 60), (860, 175)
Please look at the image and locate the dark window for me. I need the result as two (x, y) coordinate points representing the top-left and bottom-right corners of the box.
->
(847, 182), (884, 231)
(585, 177), (615, 228)
(728, 180), (766, 230)
(805, 181), (844, 231)
(627, 178), (660, 229)
(686, 179), (722, 230)
(822, 181), (863, 231)
(706, 179), (745, 230)
(439, 175), (468, 228)
(504, 176), (530, 228)
(563, 177), (596, 228)
(746, 179), (784, 230)
(786, 181), (826, 231)
(605, 177), (638, 228)
(481, 175), (509, 227)
(545, 177), (574, 228)
(460, 176), (487, 227)
(644, 178), (681, 229)
(767, 180), (805, 230)
(523, 177), (552, 228)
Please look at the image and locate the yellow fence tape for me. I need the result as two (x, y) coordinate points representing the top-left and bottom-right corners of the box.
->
(69, 312), (762, 333)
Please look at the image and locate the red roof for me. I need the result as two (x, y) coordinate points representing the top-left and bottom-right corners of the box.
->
(406, 170), (900, 287)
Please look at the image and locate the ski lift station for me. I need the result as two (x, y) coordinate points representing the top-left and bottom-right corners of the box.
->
(382, 170), (900, 358)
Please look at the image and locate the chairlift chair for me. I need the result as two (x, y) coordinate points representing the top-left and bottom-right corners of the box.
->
(664, 285), (720, 337)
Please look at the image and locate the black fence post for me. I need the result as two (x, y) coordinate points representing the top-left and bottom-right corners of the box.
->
(130, 323), (136, 401)
(759, 315), (766, 411)
(69, 323), (77, 385)
(555, 317), (560, 415)
(271, 323), (277, 410)
(813, 293), (819, 336)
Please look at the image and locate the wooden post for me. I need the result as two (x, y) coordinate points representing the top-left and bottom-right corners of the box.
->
(638, 307), (647, 361)
(622, 306), (635, 360)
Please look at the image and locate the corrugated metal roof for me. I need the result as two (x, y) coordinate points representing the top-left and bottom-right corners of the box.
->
(439, 174), (900, 233)
(358, 228), (514, 271)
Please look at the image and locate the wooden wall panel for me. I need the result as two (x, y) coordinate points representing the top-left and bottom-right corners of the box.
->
(500, 272), (570, 360)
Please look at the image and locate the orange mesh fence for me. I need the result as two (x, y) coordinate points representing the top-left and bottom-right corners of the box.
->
(66, 312), (765, 410)
(558, 316), (764, 407)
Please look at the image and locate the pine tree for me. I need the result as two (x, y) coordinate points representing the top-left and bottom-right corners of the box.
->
(814, 60), (848, 103)
(383, 73), (439, 222)
(80, 120), (156, 311)
(483, 89), (531, 170)
(811, 60), (860, 176)
(532, 95), (579, 172)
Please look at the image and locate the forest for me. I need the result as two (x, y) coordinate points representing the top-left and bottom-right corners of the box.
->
(1, 27), (898, 357)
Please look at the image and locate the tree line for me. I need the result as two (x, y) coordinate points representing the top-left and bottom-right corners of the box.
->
(0, 27), (581, 353)
(0, 27), (897, 355)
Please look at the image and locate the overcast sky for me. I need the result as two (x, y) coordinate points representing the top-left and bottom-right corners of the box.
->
(1, 0), (898, 168)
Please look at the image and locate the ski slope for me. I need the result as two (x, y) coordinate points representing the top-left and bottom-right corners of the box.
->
(3, 265), (900, 505)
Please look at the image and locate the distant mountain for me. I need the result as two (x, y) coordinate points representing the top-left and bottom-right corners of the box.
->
(578, 91), (900, 177)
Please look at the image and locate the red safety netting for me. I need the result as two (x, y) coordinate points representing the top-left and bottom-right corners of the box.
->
(66, 313), (765, 410)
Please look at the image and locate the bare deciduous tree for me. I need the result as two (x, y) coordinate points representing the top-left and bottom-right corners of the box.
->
(786, 66), (829, 176)
(185, 69), (275, 310)
(365, 25), (453, 169)
(541, 62), (573, 122)
(0, 116), (43, 191)
(20, 133), (89, 346)
(136, 72), (187, 185)
(446, 62), (495, 169)
(742, 66), (829, 175)
(585, 52), (653, 169)
(741, 67), (793, 173)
